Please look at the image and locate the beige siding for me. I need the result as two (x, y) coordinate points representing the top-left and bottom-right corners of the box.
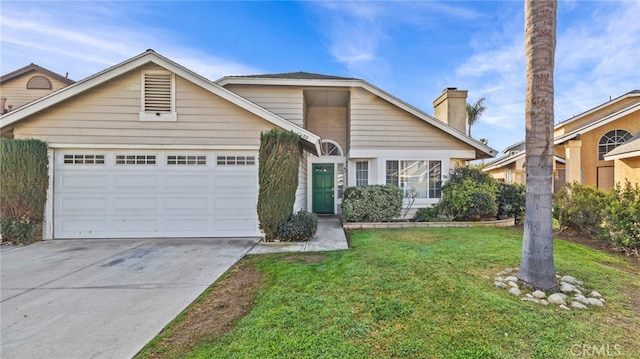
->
(13, 64), (275, 146)
(554, 96), (640, 137)
(307, 107), (347, 151)
(222, 84), (304, 126)
(350, 87), (471, 151)
(1, 73), (70, 109)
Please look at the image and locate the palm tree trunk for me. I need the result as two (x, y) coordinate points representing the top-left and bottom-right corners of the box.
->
(518, 0), (559, 291)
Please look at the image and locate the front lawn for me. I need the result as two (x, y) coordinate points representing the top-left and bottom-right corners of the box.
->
(137, 227), (640, 359)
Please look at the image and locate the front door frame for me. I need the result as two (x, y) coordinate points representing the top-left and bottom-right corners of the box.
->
(307, 155), (345, 215)
(312, 163), (334, 214)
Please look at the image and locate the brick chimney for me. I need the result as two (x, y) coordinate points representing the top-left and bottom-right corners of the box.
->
(433, 87), (468, 133)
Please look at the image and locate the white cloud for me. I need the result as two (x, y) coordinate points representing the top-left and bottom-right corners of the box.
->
(0, 2), (260, 81)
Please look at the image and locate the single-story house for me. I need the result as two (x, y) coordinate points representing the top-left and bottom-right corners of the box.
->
(0, 50), (496, 239)
(485, 90), (640, 191)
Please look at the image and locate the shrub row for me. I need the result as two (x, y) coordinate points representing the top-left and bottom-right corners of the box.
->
(342, 185), (403, 222)
(0, 138), (49, 243)
(553, 181), (640, 253)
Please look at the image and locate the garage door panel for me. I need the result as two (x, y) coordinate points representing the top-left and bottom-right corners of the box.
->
(57, 174), (108, 190)
(60, 197), (108, 211)
(114, 197), (158, 211)
(61, 219), (107, 234)
(163, 219), (209, 232)
(164, 197), (209, 210)
(113, 219), (159, 232)
(165, 175), (209, 188)
(113, 175), (158, 189)
(54, 150), (260, 238)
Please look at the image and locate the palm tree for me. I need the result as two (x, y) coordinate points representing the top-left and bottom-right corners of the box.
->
(466, 97), (486, 137)
(518, 0), (559, 291)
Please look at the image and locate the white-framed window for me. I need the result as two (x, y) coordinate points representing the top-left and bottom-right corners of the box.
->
(506, 169), (512, 184)
(139, 70), (177, 121)
(598, 129), (632, 160)
(385, 160), (442, 199)
(115, 155), (156, 165)
(63, 154), (105, 164)
(216, 156), (256, 166)
(167, 155), (206, 165)
(355, 161), (369, 186)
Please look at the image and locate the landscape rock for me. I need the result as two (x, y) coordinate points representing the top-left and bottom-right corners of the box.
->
(508, 287), (522, 296)
(573, 294), (590, 305)
(590, 291), (602, 298)
(548, 293), (567, 305)
(571, 301), (588, 309)
(559, 304), (571, 311)
(505, 276), (518, 282)
(494, 281), (507, 289)
(588, 298), (604, 307)
(540, 299), (549, 306)
(508, 281), (519, 288)
(560, 282), (575, 293)
(561, 275), (577, 284)
(532, 290), (546, 299)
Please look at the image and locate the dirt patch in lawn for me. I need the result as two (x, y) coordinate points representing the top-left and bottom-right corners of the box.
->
(141, 258), (262, 359)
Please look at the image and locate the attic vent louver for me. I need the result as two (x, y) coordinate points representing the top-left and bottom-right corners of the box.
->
(144, 73), (172, 113)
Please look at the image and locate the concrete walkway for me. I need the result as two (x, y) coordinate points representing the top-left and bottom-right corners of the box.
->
(248, 216), (349, 254)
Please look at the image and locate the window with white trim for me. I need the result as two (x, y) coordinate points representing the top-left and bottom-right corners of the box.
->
(167, 155), (206, 165)
(355, 161), (369, 186)
(216, 156), (256, 165)
(386, 160), (442, 199)
(139, 70), (176, 121)
(63, 154), (105, 164)
(598, 129), (632, 160)
(506, 169), (512, 184)
(115, 155), (156, 165)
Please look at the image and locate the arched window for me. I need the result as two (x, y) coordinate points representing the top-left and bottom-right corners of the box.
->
(320, 140), (343, 156)
(26, 76), (52, 90)
(598, 129), (632, 160)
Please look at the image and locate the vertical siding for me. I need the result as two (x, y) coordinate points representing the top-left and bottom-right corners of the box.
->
(350, 87), (471, 151)
(294, 152), (308, 212)
(13, 64), (275, 146)
(1, 74), (70, 109)
(222, 84), (304, 126)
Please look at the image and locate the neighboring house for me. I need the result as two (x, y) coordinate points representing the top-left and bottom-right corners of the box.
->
(485, 90), (640, 191)
(0, 63), (75, 116)
(0, 50), (496, 240)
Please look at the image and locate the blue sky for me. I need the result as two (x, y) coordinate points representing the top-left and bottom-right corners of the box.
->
(1, 1), (639, 154)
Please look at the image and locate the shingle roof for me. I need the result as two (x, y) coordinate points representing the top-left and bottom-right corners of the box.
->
(1, 63), (75, 85)
(228, 71), (358, 81)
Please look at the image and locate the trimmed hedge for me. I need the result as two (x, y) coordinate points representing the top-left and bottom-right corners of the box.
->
(342, 185), (402, 222)
(0, 138), (49, 243)
(277, 211), (318, 242)
(257, 129), (300, 241)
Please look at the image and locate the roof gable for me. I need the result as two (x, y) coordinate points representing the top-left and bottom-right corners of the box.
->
(0, 50), (321, 154)
(218, 74), (497, 159)
(1, 63), (75, 85)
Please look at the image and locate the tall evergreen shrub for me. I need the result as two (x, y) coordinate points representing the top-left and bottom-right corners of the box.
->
(257, 129), (301, 241)
(0, 138), (49, 243)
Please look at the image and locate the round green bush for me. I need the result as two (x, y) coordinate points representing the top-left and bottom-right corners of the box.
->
(276, 211), (318, 242)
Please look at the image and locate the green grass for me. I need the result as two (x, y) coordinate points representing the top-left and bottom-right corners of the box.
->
(140, 227), (640, 359)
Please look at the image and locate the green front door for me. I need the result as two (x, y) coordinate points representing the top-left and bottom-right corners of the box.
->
(312, 164), (334, 214)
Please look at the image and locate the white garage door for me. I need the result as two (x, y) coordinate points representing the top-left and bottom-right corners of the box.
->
(54, 150), (260, 239)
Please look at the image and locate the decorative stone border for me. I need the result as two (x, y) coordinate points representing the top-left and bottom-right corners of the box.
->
(342, 217), (515, 230)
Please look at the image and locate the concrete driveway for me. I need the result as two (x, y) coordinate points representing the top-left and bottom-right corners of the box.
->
(0, 237), (258, 359)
